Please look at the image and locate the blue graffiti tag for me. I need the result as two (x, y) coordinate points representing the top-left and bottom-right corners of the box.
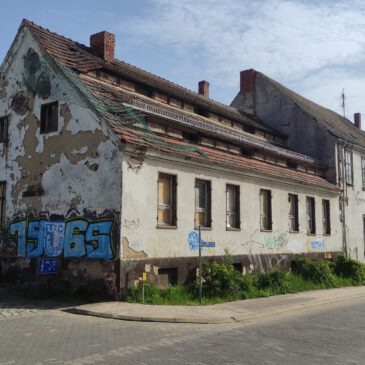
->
(311, 240), (326, 250)
(9, 218), (115, 260)
(187, 231), (215, 251)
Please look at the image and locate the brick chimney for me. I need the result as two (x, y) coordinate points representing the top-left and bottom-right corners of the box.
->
(240, 69), (256, 93)
(354, 112), (361, 129)
(90, 31), (115, 61)
(198, 80), (209, 98)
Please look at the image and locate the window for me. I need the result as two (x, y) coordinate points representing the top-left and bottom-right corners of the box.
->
(306, 197), (316, 234)
(322, 199), (331, 235)
(260, 189), (272, 230)
(40, 102), (58, 134)
(0, 182), (5, 229)
(0, 116), (9, 143)
(226, 185), (240, 229)
(345, 150), (353, 185)
(362, 157), (365, 190)
(288, 194), (299, 232)
(195, 179), (211, 228)
(157, 173), (177, 227)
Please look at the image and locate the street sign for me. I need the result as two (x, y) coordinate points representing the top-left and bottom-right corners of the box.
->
(38, 258), (59, 275)
(142, 272), (147, 282)
(200, 242), (215, 248)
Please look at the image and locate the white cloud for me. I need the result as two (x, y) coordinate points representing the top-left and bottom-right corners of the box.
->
(120, 0), (365, 121)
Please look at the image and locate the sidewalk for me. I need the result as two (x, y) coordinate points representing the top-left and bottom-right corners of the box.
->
(66, 286), (365, 324)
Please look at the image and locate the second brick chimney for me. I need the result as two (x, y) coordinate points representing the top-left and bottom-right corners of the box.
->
(240, 69), (256, 93)
(198, 80), (209, 98)
(354, 112), (361, 129)
(90, 31), (115, 61)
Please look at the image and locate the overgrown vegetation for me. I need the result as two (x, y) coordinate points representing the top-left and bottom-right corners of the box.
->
(125, 255), (365, 305)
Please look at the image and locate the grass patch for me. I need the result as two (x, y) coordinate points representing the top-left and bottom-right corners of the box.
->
(123, 255), (365, 305)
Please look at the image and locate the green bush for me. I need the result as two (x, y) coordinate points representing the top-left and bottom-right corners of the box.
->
(333, 255), (365, 283)
(291, 258), (335, 286)
(202, 260), (244, 298)
(255, 270), (289, 294)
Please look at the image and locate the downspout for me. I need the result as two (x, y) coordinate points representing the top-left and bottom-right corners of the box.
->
(339, 141), (348, 256)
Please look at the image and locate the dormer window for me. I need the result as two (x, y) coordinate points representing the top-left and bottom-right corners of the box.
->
(0, 116), (9, 143)
(135, 83), (153, 98)
(195, 107), (210, 118)
(40, 102), (58, 134)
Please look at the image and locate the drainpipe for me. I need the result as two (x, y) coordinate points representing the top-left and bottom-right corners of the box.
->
(339, 141), (348, 256)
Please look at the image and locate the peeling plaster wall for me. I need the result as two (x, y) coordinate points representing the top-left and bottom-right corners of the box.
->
(120, 150), (342, 285)
(0, 28), (123, 295)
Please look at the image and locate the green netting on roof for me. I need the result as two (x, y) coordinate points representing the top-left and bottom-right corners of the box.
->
(52, 59), (207, 158)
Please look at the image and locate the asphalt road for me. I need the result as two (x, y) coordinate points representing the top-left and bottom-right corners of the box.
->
(0, 296), (364, 365)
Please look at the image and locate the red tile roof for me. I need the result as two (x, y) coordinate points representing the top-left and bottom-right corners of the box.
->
(16, 19), (338, 191)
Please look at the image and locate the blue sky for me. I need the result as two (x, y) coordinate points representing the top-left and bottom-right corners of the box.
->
(2, 0), (365, 125)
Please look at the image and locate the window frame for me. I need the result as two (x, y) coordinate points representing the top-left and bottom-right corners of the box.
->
(306, 196), (316, 235)
(157, 173), (177, 228)
(362, 157), (365, 190)
(345, 150), (353, 185)
(40, 101), (59, 134)
(226, 184), (240, 230)
(0, 116), (9, 143)
(322, 199), (331, 235)
(194, 179), (212, 229)
(260, 189), (272, 231)
(288, 194), (299, 232)
(0, 182), (5, 229)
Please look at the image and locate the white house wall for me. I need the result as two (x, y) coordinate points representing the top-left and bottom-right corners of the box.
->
(120, 151), (342, 284)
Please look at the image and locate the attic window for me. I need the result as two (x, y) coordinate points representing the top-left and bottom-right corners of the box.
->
(135, 84), (153, 97)
(287, 161), (298, 169)
(182, 131), (201, 143)
(241, 148), (253, 158)
(242, 125), (255, 134)
(195, 107), (210, 118)
(40, 102), (58, 134)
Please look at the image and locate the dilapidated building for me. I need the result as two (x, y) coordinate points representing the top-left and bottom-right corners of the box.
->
(0, 20), (344, 295)
(232, 69), (365, 263)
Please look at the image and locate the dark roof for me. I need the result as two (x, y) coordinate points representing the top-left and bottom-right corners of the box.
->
(21, 19), (282, 137)
(115, 126), (338, 191)
(11, 19), (337, 190)
(256, 72), (365, 149)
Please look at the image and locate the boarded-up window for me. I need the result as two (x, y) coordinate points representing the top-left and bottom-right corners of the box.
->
(322, 199), (331, 235)
(226, 184), (240, 229)
(40, 102), (58, 134)
(0, 182), (5, 229)
(157, 268), (178, 287)
(0, 117), (9, 143)
(157, 173), (177, 226)
(195, 179), (211, 228)
(306, 197), (316, 234)
(260, 189), (272, 230)
(288, 194), (299, 232)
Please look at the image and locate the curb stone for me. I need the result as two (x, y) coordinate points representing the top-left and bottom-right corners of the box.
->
(64, 290), (365, 325)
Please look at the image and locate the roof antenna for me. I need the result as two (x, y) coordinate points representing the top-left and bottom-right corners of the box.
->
(341, 88), (346, 119)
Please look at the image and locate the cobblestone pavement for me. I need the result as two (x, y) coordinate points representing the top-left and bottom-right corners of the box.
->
(0, 295), (364, 364)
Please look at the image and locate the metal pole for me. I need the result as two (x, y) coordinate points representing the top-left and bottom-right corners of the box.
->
(198, 225), (202, 305)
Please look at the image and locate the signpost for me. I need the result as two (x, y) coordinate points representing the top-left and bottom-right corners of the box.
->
(197, 226), (216, 304)
(142, 271), (147, 303)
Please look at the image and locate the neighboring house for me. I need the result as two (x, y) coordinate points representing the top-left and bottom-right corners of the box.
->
(232, 69), (365, 262)
(0, 20), (341, 296)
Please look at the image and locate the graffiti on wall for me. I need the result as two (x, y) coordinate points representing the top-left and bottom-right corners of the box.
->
(187, 231), (215, 251)
(9, 218), (116, 259)
(310, 240), (326, 250)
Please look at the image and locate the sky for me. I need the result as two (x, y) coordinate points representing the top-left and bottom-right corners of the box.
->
(1, 0), (365, 125)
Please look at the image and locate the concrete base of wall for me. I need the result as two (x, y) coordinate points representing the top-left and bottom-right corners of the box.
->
(0, 252), (341, 298)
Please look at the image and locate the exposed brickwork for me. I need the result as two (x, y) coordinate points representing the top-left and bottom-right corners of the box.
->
(354, 112), (361, 129)
(198, 80), (209, 98)
(240, 69), (256, 93)
(90, 31), (115, 61)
